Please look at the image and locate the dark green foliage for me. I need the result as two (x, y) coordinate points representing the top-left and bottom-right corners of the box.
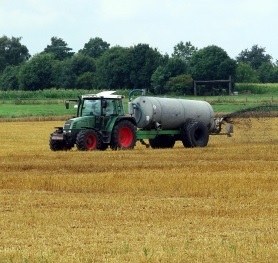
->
(166, 57), (188, 76)
(52, 54), (96, 89)
(190, 45), (236, 81)
(0, 65), (20, 90)
(235, 63), (259, 83)
(151, 58), (188, 95)
(18, 53), (55, 90)
(165, 74), (193, 95)
(236, 45), (272, 70)
(43, 37), (74, 60)
(129, 44), (163, 90)
(76, 72), (95, 89)
(1, 34), (278, 94)
(70, 53), (96, 75)
(95, 46), (132, 89)
(172, 41), (197, 64)
(79, 37), (110, 58)
(257, 62), (278, 83)
(0, 35), (30, 72)
(151, 66), (168, 94)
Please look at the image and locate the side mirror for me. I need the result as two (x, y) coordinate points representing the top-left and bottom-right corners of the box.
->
(65, 101), (69, 109)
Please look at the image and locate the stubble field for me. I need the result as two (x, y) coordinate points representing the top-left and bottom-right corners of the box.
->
(0, 117), (277, 262)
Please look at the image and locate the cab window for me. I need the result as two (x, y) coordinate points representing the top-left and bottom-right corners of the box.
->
(81, 99), (100, 116)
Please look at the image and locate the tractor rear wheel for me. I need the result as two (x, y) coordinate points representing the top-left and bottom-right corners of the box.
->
(76, 129), (101, 151)
(181, 119), (209, 147)
(110, 120), (136, 150)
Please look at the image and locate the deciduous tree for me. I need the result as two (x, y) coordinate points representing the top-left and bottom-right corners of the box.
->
(18, 53), (55, 90)
(235, 63), (259, 83)
(190, 45), (236, 81)
(0, 65), (20, 90)
(53, 53), (96, 89)
(151, 66), (168, 94)
(95, 46), (132, 89)
(43, 37), (74, 60)
(172, 41), (197, 64)
(129, 44), (163, 90)
(79, 37), (110, 58)
(258, 62), (278, 83)
(151, 57), (187, 94)
(236, 45), (272, 70)
(0, 35), (30, 72)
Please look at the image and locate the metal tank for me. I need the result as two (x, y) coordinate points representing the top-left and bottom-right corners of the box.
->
(130, 96), (216, 131)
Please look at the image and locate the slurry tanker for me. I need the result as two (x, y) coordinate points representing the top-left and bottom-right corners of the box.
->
(49, 90), (232, 151)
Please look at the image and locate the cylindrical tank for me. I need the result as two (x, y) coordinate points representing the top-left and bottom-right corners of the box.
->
(131, 96), (215, 131)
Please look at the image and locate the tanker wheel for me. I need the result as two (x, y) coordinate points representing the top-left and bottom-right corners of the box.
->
(49, 138), (72, 151)
(181, 119), (209, 147)
(110, 120), (136, 150)
(149, 135), (175, 149)
(181, 122), (192, 147)
(76, 129), (101, 151)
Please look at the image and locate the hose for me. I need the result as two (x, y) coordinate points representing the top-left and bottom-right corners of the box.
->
(128, 89), (146, 101)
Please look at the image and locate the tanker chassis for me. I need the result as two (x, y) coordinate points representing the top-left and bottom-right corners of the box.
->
(49, 90), (232, 151)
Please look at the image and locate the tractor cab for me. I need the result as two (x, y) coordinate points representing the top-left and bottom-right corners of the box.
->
(78, 95), (124, 118)
(66, 91), (125, 118)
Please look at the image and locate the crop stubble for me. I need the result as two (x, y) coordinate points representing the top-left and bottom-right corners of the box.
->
(0, 118), (277, 262)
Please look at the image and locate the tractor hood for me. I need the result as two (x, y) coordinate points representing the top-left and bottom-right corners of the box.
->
(63, 116), (96, 131)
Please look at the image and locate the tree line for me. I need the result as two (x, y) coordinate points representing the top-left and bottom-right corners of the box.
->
(0, 35), (277, 95)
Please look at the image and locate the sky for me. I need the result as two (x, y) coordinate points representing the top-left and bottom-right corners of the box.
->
(1, 0), (278, 61)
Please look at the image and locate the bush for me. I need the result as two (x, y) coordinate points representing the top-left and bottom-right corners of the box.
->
(0, 65), (20, 90)
(165, 74), (193, 95)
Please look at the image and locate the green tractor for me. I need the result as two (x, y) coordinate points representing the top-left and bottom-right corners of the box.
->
(49, 91), (137, 151)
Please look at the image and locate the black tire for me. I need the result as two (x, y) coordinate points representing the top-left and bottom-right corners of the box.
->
(76, 129), (101, 151)
(110, 120), (136, 150)
(181, 122), (192, 147)
(149, 135), (175, 149)
(49, 138), (72, 151)
(181, 119), (209, 147)
(99, 142), (109, 151)
(149, 136), (161, 149)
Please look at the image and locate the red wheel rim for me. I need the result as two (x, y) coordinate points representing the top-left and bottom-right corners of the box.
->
(86, 134), (97, 149)
(118, 127), (133, 147)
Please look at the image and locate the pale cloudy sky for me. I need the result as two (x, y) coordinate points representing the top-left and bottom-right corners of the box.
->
(1, 0), (278, 60)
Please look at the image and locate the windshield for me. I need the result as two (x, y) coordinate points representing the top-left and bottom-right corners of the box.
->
(80, 98), (124, 117)
(81, 99), (101, 116)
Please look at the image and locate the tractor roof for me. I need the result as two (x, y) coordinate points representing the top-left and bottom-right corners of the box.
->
(81, 91), (123, 99)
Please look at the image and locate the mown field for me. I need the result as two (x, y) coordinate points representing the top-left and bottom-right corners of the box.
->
(0, 117), (277, 262)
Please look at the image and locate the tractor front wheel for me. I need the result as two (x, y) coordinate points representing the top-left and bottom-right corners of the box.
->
(49, 138), (72, 151)
(76, 129), (101, 151)
(110, 120), (136, 150)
